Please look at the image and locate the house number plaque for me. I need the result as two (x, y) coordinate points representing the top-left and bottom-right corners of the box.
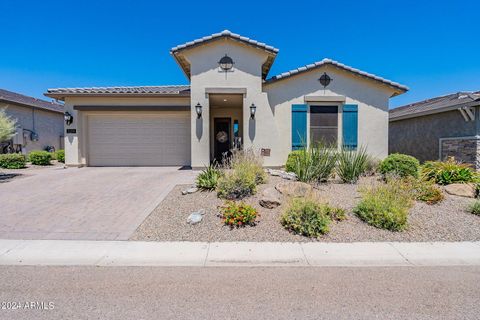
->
(66, 129), (77, 134)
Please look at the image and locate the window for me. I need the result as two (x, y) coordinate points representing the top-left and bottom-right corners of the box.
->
(310, 106), (338, 146)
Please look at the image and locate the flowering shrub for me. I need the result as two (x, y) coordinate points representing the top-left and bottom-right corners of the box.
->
(220, 201), (258, 227)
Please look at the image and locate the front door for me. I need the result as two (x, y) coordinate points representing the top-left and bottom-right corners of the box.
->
(214, 118), (231, 162)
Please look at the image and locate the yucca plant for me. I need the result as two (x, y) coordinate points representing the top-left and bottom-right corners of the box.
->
(292, 141), (337, 183)
(196, 164), (222, 190)
(336, 146), (369, 183)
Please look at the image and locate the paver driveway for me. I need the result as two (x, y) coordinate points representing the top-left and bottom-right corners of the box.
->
(0, 166), (195, 240)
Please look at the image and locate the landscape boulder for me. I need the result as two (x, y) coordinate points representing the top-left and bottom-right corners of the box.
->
(182, 186), (199, 195)
(275, 181), (312, 198)
(187, 209), (206, 225)
(259, 187), (282, 209)
(444, 183), (476, 198)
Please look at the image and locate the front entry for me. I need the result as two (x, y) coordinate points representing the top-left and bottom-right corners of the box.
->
(213, 118), (231, 162)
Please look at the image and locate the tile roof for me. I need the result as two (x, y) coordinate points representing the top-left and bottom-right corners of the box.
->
(46, 85), (191, 99)
(170, 30), (279, 54)
(264, 58), (408, 95)
(0, 88), (63, 113)
(390, 91), (480, 121)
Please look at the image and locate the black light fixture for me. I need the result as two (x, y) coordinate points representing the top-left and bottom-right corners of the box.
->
(195, 103), (202, 119)
(319, 72), (332, 88)
(64, 111), (73, 125)
(218, 54), (234, 71)
(250, 103), (257, 119)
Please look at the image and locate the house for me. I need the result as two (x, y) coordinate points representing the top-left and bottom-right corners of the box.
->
(0, 88), (64, 154)
(45, 30), (407, 168)
(389, 91), (480, 168)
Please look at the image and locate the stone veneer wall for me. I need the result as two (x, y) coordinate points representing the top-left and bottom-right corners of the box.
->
(440, 137), (480, 170)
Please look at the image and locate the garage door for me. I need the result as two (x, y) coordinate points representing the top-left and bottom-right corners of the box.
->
(87, 113), (191, 166)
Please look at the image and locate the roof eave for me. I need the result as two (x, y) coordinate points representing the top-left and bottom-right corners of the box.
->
(0, 98), (64, 114)
(44, 92), (191, 101)
(390, 100), (480, 122)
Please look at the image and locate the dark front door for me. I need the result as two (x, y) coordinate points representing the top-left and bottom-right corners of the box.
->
(214, 118), (231, 162)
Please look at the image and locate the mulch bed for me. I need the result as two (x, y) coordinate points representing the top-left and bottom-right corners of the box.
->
(131, 175), (480, 242)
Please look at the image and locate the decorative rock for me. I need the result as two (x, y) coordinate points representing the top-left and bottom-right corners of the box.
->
(280, 172), (297, 181)
(275, 181), (312, 198)
(187, 209), (206, 225)
(444, 183), (476, 198)
(182, 186), (199, 195)
(259, 187), (282, 209)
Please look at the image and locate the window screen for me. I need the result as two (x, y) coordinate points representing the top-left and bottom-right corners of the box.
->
(310, 106), (338, 146)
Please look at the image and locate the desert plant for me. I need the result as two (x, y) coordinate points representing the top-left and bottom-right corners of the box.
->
(285, 150), (302, 172)
(28, 150), (52, 165)
(196, 164), (222, 190)
(0, 153), (26, 169)
(0, 110), (16, 143)
(223, 148), (267, 184)
(468, 200), (480, 216)
(281, 197), (345, 237)
(407, 178), (444, 204)
(364, 157), (380, 176)
(421, 158), (476, 185)
(290, 142), (337, 183)
(354, 180), (413, 231)
(55, 150), (65, 163)
(379, 153), (420, 178)
(216, 167), (257, 200)
(336, 146), (369, 183)
(220, 201), (258, 227)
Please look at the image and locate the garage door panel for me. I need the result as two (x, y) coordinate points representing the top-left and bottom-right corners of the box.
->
(87, 113), (190, 166)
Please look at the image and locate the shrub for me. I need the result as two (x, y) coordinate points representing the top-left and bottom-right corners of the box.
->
(469, 200), (480, 216)
(290, 142), (337, 183)
(0, 153), (26, 169)
(281, 197), (345, 237)
(354, 180), (413, 231)
(0, 109), (16, 143)
(220, 201), (258, 227)
(408, 179), (444, 205)
(336, 146), (369, 183)
(421, 158), (476, 185)
(196, 164), (222, 190)
(364, 157), (380, 176)
(28, 150), (52, 165)
(216, 167), (257, 200)
(379, 153), (420, 178)
(223, 149), (267, 184)
(285, 150), (303, 173)
(55, 150), (65, 163)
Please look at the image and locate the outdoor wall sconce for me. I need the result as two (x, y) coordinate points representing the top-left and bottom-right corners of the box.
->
(250, 103), (257, 119)
(195, 103), (203, 119)
(218, 54), (234, 71)
(64, 111), (73, 125)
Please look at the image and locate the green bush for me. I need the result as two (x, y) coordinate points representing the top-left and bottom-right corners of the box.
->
(285, 150), (303, 172)
(468, 200), (480, 216)
(28, 150), (52, 165)
(407, 178), (444, 205)
(379, 153), (420, 178)
(0, 153), (26, 169)
(216, 167), (257, 200)
(281, 197), (345, 237)
(226, 149), (267, 184)
(290, 142), (337, 183)
(55, 150), (65, 163)
(220, 201), (258, 227)
(196, 164), (222, 190)
(364, 157), (380, 176)
(336, 146), (369, 183)
(354, 180), (413, 231)
(421, 158), (476, 185)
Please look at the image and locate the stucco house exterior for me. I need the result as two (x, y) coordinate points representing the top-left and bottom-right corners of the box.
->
(45, 30), (407, 168)
(389, 91), (480, 168)
(0, 88), (64, 154)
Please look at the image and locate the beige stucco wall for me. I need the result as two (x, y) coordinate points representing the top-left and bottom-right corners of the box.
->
(1, 102), (64, 153)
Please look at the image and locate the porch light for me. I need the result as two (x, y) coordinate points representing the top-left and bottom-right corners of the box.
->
(195, 103), (202, 119)
(64, 111), (73, 126)
(219, 55), (234, 71)
(250, 103), (257, 119)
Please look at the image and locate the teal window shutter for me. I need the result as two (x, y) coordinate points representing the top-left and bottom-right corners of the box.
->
(292, 104), (307, 150)
(342, 104), (358, 149)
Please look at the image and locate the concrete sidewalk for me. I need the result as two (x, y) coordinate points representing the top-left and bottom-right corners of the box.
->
(0, 240), (479, 267)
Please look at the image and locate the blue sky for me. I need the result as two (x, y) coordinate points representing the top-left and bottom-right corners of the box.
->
(1, 0), (479, 108)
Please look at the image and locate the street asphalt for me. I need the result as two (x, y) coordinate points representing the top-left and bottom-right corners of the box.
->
(0, 266), (478, 320)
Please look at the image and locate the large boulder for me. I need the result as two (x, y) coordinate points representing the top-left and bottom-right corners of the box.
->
(275, 181), (312, 198)
(444, 183), (476, 198)
(259, 187), (282, 209)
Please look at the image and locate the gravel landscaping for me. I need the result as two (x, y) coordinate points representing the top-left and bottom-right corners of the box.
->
(131, 174), (480, 242)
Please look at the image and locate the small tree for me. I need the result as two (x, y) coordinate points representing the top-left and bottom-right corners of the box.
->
(0, 110), (16, 143)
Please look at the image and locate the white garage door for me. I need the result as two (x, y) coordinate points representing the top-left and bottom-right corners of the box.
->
(87, 113), (191, 166)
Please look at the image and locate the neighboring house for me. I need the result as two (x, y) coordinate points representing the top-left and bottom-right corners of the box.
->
(0, 89), (64, 154)
(389, 91), (480, 168)
(45, 30), (407, 168)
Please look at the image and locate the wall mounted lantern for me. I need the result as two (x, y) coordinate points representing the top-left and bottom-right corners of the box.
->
(64, 111), (73, 126)
(250, 103), (257, 119)
(218, 54), (234, 71)
(195, 103), (203, 119)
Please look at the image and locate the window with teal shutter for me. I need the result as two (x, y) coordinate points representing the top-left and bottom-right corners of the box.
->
(291, 104), (307, 150)
(342, 104), (358, 149)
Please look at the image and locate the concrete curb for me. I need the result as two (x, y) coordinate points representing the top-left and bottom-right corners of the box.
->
(0, 240), (479, 267)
